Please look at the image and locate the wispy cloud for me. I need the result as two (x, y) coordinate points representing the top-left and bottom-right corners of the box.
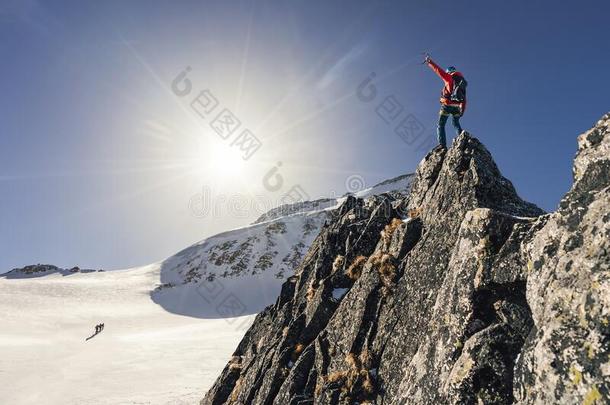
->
(316, 43), (368, 90)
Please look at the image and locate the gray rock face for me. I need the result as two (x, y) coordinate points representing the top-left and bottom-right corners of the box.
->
(202, 114), (610, 405)
(514, 113), (610, 404)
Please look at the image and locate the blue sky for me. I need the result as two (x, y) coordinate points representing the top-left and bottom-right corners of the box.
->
(1, 0), (609, 272)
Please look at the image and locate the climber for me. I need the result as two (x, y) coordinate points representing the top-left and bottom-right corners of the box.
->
(94, 324), (100, 334)
(424, 54), (467, 149)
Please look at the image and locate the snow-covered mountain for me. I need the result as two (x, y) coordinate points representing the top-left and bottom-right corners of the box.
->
(150, 173), (414, 318)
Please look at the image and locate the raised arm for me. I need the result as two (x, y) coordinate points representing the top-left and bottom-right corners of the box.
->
(426, 58), (452, 85)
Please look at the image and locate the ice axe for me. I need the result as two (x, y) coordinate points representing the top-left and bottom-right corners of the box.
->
(421, 52), (431, 64)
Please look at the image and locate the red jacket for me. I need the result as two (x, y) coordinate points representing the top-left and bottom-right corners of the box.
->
(426, 59), (466, 113)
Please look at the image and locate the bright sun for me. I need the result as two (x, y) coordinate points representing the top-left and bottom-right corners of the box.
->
(194, 139), (246, 179)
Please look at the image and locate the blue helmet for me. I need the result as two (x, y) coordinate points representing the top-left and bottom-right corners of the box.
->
(446, 66), (457, 73)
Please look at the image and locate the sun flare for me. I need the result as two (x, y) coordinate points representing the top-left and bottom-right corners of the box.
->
(193, 139), (247, 180)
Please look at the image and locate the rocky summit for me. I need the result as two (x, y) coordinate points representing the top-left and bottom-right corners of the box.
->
(202, 113), (610, 405)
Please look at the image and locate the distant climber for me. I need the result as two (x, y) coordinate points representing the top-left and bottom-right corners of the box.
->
(424, 54), (467, 149)
(86, 323), (104, 341)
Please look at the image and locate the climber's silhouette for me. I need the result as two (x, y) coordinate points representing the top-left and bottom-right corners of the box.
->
(424, 55), (467, 149)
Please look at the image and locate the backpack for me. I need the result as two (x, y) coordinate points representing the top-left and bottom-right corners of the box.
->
(450, 75), (467, 102)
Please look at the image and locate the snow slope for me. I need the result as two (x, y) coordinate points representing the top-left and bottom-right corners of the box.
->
(354, 173), (413, 198)
(0, 264), (254, 404)
(152, 208), (329, 318)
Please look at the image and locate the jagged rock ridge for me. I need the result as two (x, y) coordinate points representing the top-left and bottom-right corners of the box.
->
(203, 114), (609, 404)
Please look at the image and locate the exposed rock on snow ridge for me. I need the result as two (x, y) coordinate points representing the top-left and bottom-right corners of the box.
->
(2, 264), (102, 278)
(202, 114), (610, 404)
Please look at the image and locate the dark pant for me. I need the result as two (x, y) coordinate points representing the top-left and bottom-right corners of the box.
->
(437, 105), (463, 147)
